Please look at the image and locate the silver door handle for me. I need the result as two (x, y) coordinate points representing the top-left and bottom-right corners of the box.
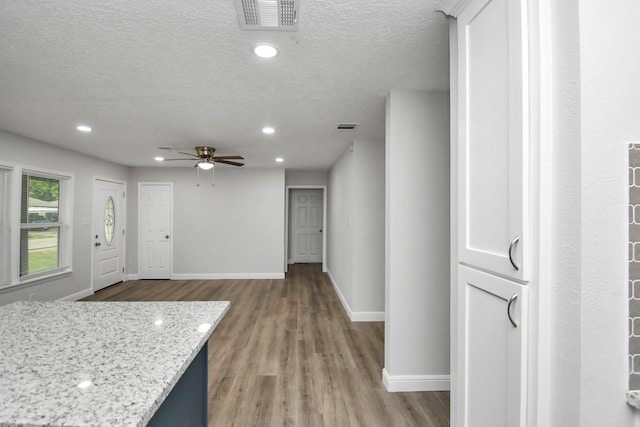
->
(507, 293), (518, 328)
(508, 236), (520, 271)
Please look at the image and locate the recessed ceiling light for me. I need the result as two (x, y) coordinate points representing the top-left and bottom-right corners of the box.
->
(76, 125), (92, 133)
(262, 127), (275, 134)
(275, 157), (284, 163)
(254, 44), (278, 58)
(154, 156), (164, 161)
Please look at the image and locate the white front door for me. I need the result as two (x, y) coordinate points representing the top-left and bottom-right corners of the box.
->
(291, 189), (323, 263)
(138, 183), (172, 279)
(92, 179), (125, 291)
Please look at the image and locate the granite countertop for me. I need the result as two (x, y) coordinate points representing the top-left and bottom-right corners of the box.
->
(628, 391), (640, 410)
(0, 300), (229, 427)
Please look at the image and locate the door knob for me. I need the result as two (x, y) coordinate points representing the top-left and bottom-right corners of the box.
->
(95, 242), (101, 247)
(165, 235), (170, 239)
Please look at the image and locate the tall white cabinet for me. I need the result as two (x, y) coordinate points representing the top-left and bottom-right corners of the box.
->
(439, 0), (543, 425)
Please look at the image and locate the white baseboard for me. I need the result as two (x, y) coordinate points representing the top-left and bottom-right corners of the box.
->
(58, 288), (94, 301)
(352, 311), (385, 322)
(171, 272), (285, 280)
(382, 368), (450, 392)
(125, 274), (139, 281)
(326, 270), (384, 322)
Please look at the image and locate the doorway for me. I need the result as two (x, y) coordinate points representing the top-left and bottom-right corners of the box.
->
(285, 186), (327, 272)
(92, 178), (126, 291)
(138, 182), (173, 279)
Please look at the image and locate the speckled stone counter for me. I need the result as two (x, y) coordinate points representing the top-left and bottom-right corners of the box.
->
(628, 391), (640, 410)
(0, 300), (229, 427)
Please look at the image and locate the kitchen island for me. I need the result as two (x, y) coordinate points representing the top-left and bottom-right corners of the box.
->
(0, 300), (229, 427)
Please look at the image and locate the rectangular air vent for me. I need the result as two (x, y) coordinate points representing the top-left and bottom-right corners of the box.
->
(235, 0), (299, 31)
(337, 123), (359, 131)
(155, 146), (174, 151)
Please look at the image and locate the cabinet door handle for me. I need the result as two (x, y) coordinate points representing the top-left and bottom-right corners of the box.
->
(508, 236), (520, 271)
(507, 293), (518, 328)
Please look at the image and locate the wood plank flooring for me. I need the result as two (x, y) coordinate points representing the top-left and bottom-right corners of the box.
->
(84, 263), (450, 426)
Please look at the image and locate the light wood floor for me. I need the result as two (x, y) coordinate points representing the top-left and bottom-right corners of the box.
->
(84, 263), (450, 426)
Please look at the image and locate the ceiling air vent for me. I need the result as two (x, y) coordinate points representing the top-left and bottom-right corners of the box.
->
(155, 146), (174, 151)
(235, 0), (299, 31)
(337, 123), (359, 131)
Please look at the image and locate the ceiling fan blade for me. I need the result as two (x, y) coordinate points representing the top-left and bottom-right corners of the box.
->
(213, 155), (244, 160)
(177, 151), (200, 158)
(214, 159), (245, 167)
(162, 158), (197, 161)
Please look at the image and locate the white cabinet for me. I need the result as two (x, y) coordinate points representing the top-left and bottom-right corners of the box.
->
(458, 265), (528, 427)
(457, 0), (530, 282)
(439, 0), (539, 424)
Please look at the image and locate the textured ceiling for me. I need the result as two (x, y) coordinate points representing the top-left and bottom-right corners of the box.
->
(0, 0), (449, 169)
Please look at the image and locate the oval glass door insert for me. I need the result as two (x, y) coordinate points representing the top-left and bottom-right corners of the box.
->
(104, 196), (115, 246)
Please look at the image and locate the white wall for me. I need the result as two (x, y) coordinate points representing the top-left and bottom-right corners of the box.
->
(547, 0), (640, 425)
(128, 167), (285, 278)
(0, 131), (129, 305)
(326, 139), (385, 320)
(285, 170), (328, 186)
(384, 90), (450, 391)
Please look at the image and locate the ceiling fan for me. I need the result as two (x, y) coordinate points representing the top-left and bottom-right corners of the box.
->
(163, 146), (244, 169)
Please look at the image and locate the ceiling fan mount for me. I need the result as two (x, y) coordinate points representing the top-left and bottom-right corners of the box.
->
(163, 146), (245, 168)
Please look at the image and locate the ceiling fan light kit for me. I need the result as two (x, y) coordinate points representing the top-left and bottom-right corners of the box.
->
(197, 160), (214, 170)
(162, 146), (245, 168)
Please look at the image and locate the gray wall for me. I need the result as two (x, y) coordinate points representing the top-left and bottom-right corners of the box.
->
(128, 167), (285, 277)
(384, 90), (450, 388)
(327, 139), (385, 319)
(285, 170), (328, 186)
(0, 131), (129, 305)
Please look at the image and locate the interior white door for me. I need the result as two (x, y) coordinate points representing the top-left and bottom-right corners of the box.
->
(457, 0), (529, 281)
(92, 179), (125, 291)
(291, 189), (323, 263)
(458, 265), (528, 427)
(138, 183), (172, 279)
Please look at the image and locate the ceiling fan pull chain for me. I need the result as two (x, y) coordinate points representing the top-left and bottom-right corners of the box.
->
(211, 165), (215, 187)
(196, 165), (200, 187)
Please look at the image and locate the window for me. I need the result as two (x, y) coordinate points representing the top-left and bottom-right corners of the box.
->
(0, 167), (10, 287)
(19, 171), (71, 279)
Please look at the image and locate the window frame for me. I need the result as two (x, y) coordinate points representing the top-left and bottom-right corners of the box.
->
(0, 164), (74, 289)
(0, 163), (14, 288)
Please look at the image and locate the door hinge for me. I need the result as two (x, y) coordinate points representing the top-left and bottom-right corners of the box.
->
(123, 191), (125, 198)
(123, 229), (125, 236)
(122, 267), (124, 273)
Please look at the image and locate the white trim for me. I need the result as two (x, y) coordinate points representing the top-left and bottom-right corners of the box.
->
(14, 165), (74, 286)
(125, 274), (139, 281)
(284, 185), (327, 273)
(382, 368), (451, 392)
(171, 273), (285, 280)
(436, 0), (473, 17)
(57, 288), (94, 301)
(351, 311), (385, 322)
(327, 269), (353, 318)
(326, 270), (384, 322)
